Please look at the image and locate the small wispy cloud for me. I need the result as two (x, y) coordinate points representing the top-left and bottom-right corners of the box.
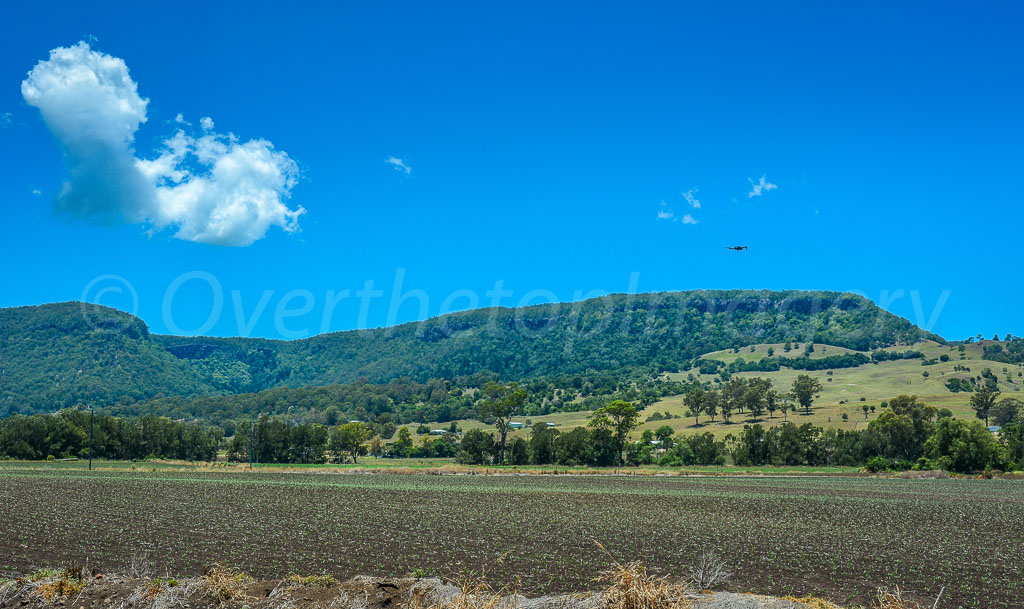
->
(199, 116), (214, 131)
(656, 200), (675, 221)
(657, 201), (697, 225)
(748, 174), (777, 198)
(385, 156), (412, 175)
(681, 188), (700, 209)
(32, 188), (42, 196)
(0, 112), (13, 128)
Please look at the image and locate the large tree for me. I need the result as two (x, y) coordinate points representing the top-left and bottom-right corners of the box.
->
(744, 378), (772, 421)
(721, 378), (748, 415)
(971, 387), (1000, 426)
(528, 422), (559, 465)
(477, 381), (528, 464)
(992, 398), (1023, 427)
(684, 386), (707, 427)
(765, 389), (780, 419)
(791, 375), (824, 414)
(588, 400), (640, 465)
(329, 422), (371, 463)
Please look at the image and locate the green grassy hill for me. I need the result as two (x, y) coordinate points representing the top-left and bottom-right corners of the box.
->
(1, 290), (939, 415)
(426, 339), (1022, 444)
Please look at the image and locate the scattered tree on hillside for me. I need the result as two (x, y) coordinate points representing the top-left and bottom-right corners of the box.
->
(765, 389), (780, 419)
(791, 375), (824, 414)
(744, 378), (772, 421)
(970, 387), (1000, 426)
(705, 391), (720, 422)
(684, 387), (707, 427)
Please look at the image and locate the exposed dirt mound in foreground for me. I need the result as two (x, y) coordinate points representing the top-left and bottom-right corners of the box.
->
(0, 569), (824, 609)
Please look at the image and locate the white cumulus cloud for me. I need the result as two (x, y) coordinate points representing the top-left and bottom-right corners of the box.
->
(385, 156), (411, 175)
(681, 213), (698, 225)
(748, 174), (777, 198)
(21, 41), (304, 246)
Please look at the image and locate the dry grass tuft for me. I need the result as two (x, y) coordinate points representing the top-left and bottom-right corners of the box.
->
(201, 564), (252, 602)
(25, 566), (89, 602)
(596, 561), (692, 609)
(782, 595), (843, 609)
(873, 586), (930, 609)
(411, 580), (507, 609)
(287, 573), (339, 587)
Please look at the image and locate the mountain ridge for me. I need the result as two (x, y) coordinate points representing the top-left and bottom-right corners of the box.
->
(0, 290), (941, 415)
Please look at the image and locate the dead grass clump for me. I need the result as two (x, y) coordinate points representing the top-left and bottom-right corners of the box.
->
(287, 573), (339, 587)
(33, 567), (87, 601)
(128, 545), (156, 579)
(126, 577), (200, 609)
(873, 586), (937, 609)
(22, 566), (90, 602)
(597, 561), (692, 609)
(0, 578), (17, 604)
(418, 581), (505, 609)
(201, 565), (252, 602)
(781, 595), (843, 609)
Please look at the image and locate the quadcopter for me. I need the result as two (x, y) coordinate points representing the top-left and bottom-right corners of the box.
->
(725, 245), (749, 251)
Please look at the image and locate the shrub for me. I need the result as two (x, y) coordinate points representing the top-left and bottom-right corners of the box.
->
(865, 456), (890, 473)
(201, 565), (251, 602)
(688, 550), (731, 591)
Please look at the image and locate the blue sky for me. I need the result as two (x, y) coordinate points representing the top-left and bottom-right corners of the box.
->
(0, 1), (1020, 341)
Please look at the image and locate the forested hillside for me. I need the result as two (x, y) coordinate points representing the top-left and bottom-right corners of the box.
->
(0, 290), (938, 415)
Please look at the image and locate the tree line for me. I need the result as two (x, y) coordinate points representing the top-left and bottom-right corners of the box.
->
(6, 380), (1023, 474)
(455, 393), (1024, 474)
(695, 348), (923, 376)
(0, 410), (222, 462)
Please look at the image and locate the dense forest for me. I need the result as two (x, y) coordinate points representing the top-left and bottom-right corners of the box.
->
(96, 370), (690, 435)
(0, 291), (938, 416)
